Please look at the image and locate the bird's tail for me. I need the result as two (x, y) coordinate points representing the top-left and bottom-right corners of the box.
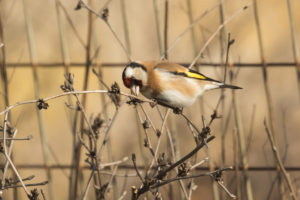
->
(219, 83), (242, 89)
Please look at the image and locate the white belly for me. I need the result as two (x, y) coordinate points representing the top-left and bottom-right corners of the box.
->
(157, 89), (197, 107)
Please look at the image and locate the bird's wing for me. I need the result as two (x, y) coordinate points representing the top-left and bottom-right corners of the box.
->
(154, 62), (221, 83)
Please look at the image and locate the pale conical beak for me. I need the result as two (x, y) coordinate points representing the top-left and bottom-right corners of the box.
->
(131, 85), (140, 96)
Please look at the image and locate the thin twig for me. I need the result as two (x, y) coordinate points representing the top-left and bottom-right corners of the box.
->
(216, 180), (236, 199)
(264, 119), (297, 200)
(147, 109), (170, 175)
(189, 5), (249, 69)
(22, 0), (53, 198)
(100, 157), (128, 169)
(1, 128), (18, 189)
(0, 90), (153, 115)
(81, 169), (95, 200)
(135, 107), (155, 156)
(147, 167), (232, 194)
(231, 69), (254, 200)
(0, 135), (32, 141)
(98, 105), (122, 155)
(118, 191), (127, 200)
(156, 136), (215, 180)
(189, 157), (208, 171)
(156, 107), (189, 199)
(2, 181), (48, 190)
(286, 0), (300, 101)
(163, 0), (225, 59)
(131, 154), (144, 183)
(152, 0), (163, 55)
(2, 111), (30, 197)
(77, 0), (131, 61)
(58, 0), (85, 48)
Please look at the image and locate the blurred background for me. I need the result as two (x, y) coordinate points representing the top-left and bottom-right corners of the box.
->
(0, 0), (300, 199)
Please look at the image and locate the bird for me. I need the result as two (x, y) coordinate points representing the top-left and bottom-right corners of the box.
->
(122, 61), (242, 109)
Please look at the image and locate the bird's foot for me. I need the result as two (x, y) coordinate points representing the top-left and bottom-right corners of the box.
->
(149, 99), (158, 108)
(173, 107), (183, 114)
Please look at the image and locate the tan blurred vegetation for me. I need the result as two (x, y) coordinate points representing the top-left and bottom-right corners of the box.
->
(1, 0), (300, 199)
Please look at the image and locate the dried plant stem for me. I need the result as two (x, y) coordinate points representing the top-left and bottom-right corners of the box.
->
(286, 0), (300, 101)
(231, 83), (253, 200)
(92, 25), (118, 200)
(135, 107), (155, 157)
(207, 146), (220, 200)
(156, 107), (189, 199)
(147, 109), (170, 175)
(252, 0), (284, 197)
(54, 2), (83, 199)
(2, 112), (30, 197)
(0, 12), (9, 111)
(55, 0), (70, 73)
(77, 0), (131, 61)
(100, 157), (128, 169)
(232, 128), (241, 199)
(22, 0), (53, 199)
(152, 0), (163, 55)
(216, 180), (236, 199)
(185, 0), (206, 121)
(0, 13), (18, 199)
(2, 181), (48, 190)
(5, 61), (300, 68)
(186, 0), (198, 56)
(264, 120), (297, 200)
(0, 90), (152, 116)
(98, 105), (121, 156)
(72, 9), (98, 191)
(162, 0), (168, 59)
(57, 0), (85, 48)
(221, 103), (233, 165)
(81, 169), (95, 200)
(189, 5), (248, 69)
(120, 0), (131, 55)
(163, 0), (224, 59)
(1, 128), (18, 186)
(139, 104), (158, 134)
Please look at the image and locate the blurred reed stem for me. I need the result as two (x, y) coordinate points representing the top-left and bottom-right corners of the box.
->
(252, 0), (285, 198)
(164, 0), (188, 198)
(163, 0), (168, 60)
(72, 0), (94, 199)
(231, 68), (253, 200)
(286, 0), (300, 102)
(0, 6), (19, 200)
(152, 0), (163, 55)
(219, 1), (227, 177)
(264, 120), (297, 200)
(186, 0), (198, 57)
(185, 0), (205, 117)
(54, 1), (87, 199)
(233, 128), (241, 199)
(22, 0), (53, 199)
(0, 36), (19, 200)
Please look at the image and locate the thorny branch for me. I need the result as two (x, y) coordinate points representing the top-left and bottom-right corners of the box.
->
(130, 136), (223, 199)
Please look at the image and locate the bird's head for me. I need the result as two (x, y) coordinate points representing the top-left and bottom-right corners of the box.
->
(122, 62), (148, 96)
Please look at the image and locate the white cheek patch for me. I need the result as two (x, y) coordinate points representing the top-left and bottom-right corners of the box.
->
(125, 67), (134, 78)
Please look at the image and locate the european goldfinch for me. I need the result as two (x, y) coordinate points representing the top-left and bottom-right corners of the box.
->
(122, 61), (242, 108)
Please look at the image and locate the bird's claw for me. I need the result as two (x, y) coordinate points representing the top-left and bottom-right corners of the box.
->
(149, 99), (158, 108)
(173, 107), (183, 114)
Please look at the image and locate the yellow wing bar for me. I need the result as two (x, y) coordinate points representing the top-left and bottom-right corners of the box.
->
(184, 71), (206, 80)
